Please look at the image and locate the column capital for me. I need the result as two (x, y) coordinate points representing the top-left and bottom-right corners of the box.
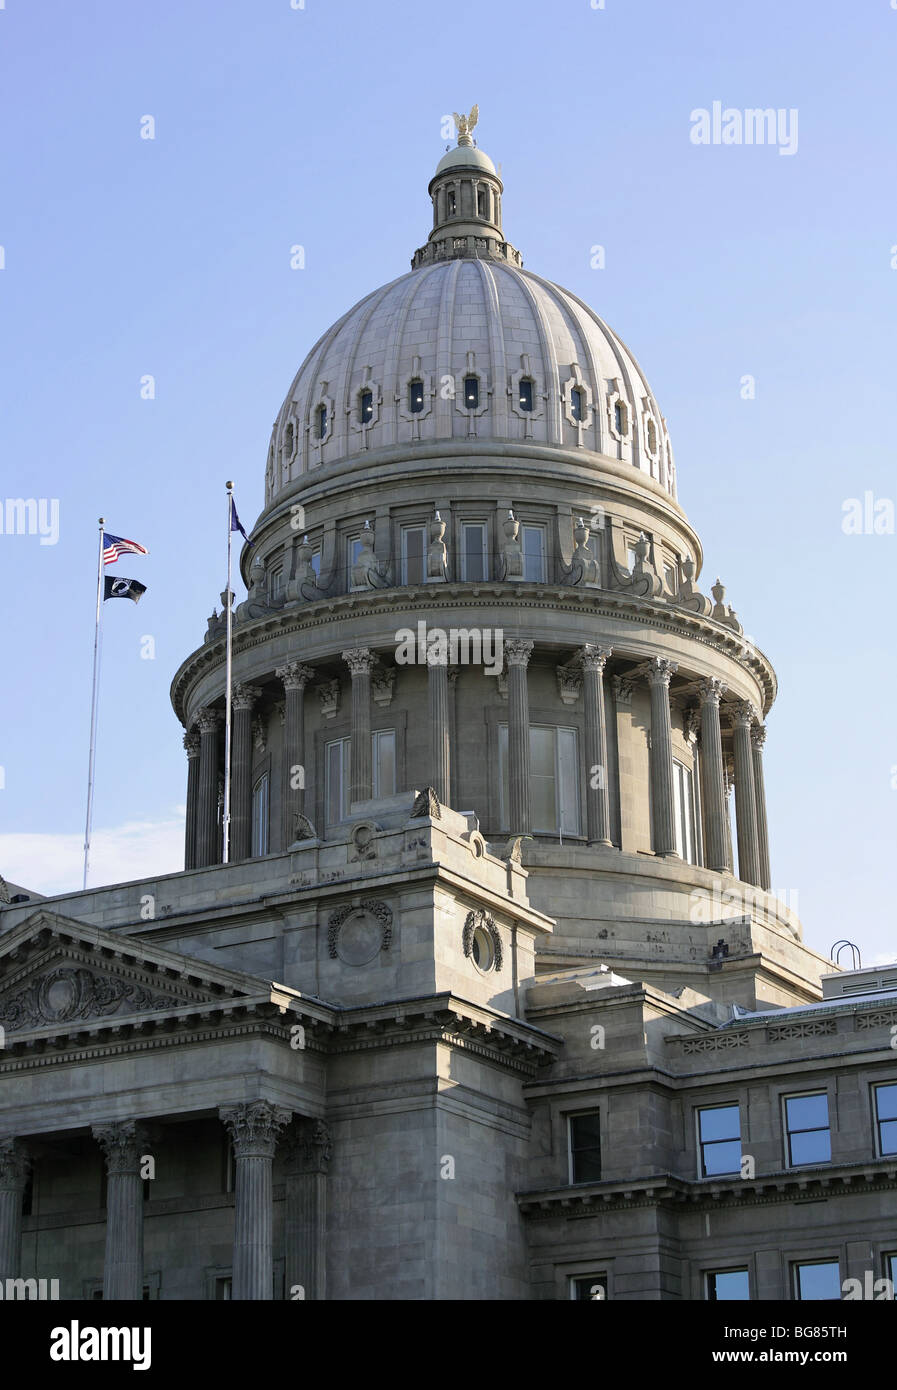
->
(183, 729), (200, 758)
(92, 1120), (150, 1175)
(232, 683), (262, 713)
(504, 638), (534, 668)
(612, 674), (634, 706)
(196, 706), (223, 735)
(698, 677), (727, 706)
(220, 1102), (292, 1159)
(751, 724), (767, 750)
(276, 661), (315, 691)
(282, 1119), (333, 1177)
(0, 1138), (31, 1191)
(579, 644), (613, 673)
(341, 647), (376, 677)
(731, 700), (758, 729)
(646, 657), (678, 688)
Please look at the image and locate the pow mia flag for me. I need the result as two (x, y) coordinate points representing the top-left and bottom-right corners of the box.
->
(103, 576), (147, 604)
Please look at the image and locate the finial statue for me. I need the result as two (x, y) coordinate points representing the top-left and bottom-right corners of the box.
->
(453, 104), (479, 145)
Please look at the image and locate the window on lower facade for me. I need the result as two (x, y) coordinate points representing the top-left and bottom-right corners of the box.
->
(215, 1276), (233, 1301)
(522, 524), (545, 582)
(461, 522), (487, 581)
(706, 1269), (750, 1300)
(785, 1092), (831, 1167)
(793, 1260), (841, 1300)
(874, 1082), (897, 1156)
(673, 759), (697, 864)
(571, 1274), (607, 1301)
(498, 724), (581, 836)
(698, 1103), (742, 1177)
(568, 1111), (601, 1183)
(251, 774), (269, 857)
(325, 731), (396, 824)
(887, 1254), (897, 1294)
(401, 525), (426, 584)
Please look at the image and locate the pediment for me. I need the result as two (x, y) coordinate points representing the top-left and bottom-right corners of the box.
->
(0, 909), (269, 1034)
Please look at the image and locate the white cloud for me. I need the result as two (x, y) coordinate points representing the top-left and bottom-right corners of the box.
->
(0, 814), (185, 898)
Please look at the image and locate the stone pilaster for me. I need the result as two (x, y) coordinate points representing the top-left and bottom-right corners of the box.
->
(276, 662), (315, 850)
(751, 723), (771, 891)
(647, 658), (679, 857)
(283, 1119), (333, 1301)
(698, 678), (731, 873)
(220, 1102), (292, 1301)
(183, 731), (200, 871)
(342, 649), (376, 805)
(93, 1121), (149, 1301)
(196, 707), (222, 868)
(427, 649), (451, 806)
(732, 702), (761, 886)
(505, 640), (533, 833)
(447, 667), (460, 807)
(230, 684), (261, 862)
(0, 1139), (31, 1282)
(580, 645), (613, 845)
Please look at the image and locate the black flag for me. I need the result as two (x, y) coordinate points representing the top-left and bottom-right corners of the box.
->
(104, 576), (147, 604)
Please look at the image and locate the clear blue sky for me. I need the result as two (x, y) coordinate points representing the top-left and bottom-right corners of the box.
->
(0, 0), (894, 968)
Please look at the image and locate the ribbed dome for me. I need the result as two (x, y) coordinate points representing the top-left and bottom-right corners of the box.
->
(266, 260), (675, 504)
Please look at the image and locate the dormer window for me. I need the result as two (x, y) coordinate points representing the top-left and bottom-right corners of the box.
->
(317, 404), (328, 439)
(409, 379), (424, 413)
(614, 400), (628, 436)
(570, 387), (584, 423)
(518, 378), (534, 412)
(464, 376), (479, 409)
(360, 390), (373, 424)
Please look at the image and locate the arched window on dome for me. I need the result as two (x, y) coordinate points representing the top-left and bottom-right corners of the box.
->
(646, 417), (657, 455)
(317, 404), (328, 440)
(409, 379), (424, 414)
(359, 390), (373, 425)
(518, 378), (534, 413)
(463, 376), (480, 410)
(570, 387), (584, 423)
(614, 400), (628, 436)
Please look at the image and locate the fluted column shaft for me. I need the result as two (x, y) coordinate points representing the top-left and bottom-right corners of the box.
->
(506, 640), (533, 834)
(732, 703), (761, 886)
(230, 685), (261, 862)
(342, 649), (375, 806)
(93, 1121), (148, 1301)
(0, 1139), (31, 1282)
(283, 1120), (332, 1301)
(196, 708), (222, 867)
(647, 658), (678, 856)
(752, 725), (771, 891)
(580, 645), (613, 845)
(220, 1103), (291, 1301)
(183, 732), (200, 871)
(427, 653), (451, 806)
(698, 679), (731, 873)
(277, 663), (314, 849)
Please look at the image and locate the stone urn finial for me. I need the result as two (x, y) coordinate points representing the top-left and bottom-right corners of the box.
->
(429, 512), (446, 543)
(503, 511), (519, 542)
(573, 517), (588, 546)
(711, 577), (726, 606)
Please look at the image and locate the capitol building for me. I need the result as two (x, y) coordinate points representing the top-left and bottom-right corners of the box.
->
(1, 116), (895, 1302)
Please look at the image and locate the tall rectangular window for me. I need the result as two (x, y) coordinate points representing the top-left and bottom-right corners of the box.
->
(785, 1092), (831, 1167)
(706, 1269), (750, 1301)
(326, 732), (396, 823)
(461, 522), (487, 581)
(347, 536), (364, 589)
(673, 759), (697, 864)
(401, 526), (426, 585)
(568, 1112), (601, 1183)
(793, 1260), (841, 1300)
(522, 524), (545, 582)
(570, 1275), (607, 1301)
(498, 724), (580, 835)
(251, 774), (269, 857)
(372, 729), (396, 798)
(874, 1083), (897, 1156)
(311, 550), (321, 579)
(698, 1104), (741, 1176)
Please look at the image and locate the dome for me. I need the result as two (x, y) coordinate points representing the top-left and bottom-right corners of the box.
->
(434, 144), (497, 176)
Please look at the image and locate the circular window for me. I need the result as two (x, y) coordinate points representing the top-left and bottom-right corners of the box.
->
(471, 926), (495, 972)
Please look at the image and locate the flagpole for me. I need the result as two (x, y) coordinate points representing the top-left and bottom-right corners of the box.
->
(83, 517), (105, 890)
(222, 482), (234, 864)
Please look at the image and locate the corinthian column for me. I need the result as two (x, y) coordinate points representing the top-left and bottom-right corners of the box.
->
(342, 648), (375, 805)
(276, 662), (315, 850)
(731, 702), (761, 886)
(647, 658), (678, 857)
(751, 724), (771, 891)
(580, 645), (613, 845)
(183, 730), (200, 870)
(283, 1119), (333, 1301)
(698, 678), (730, 873)
(93, 1121), (149, 1301)
(0, 1139), (31, 1282)
(505, 639), (534, 834)
(220, 1102), (292, 1301)
(427, 648), (450, 806)
(196, 707), (222, 867)
(230, 684), (261, 862)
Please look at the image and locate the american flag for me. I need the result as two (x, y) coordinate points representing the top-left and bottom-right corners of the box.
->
(103, 532), (149, 565)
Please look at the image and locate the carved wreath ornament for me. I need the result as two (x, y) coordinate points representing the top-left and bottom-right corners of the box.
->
(327, 900), (393, 962)
(462, 910), (503, 971)
(0, 967), (174, 1031)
